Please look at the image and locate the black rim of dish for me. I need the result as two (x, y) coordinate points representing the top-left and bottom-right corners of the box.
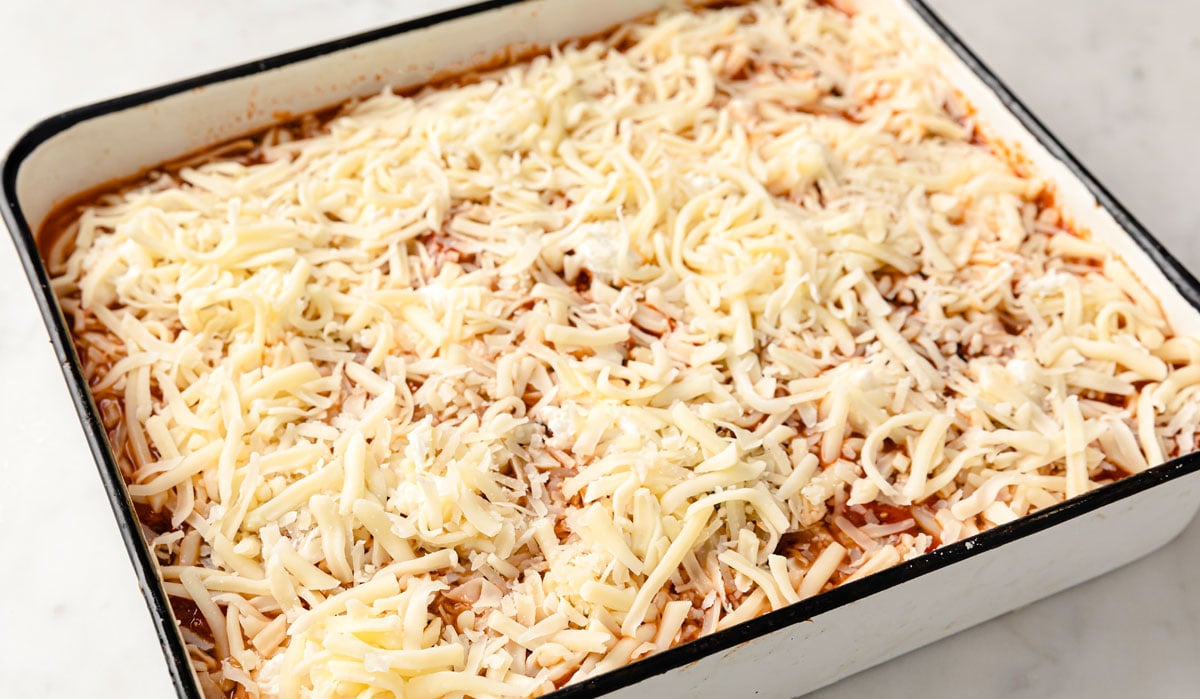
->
(3, 1), (1200, 697)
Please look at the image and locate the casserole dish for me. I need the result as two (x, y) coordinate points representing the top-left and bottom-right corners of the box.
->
(2, 0), (1200, 696)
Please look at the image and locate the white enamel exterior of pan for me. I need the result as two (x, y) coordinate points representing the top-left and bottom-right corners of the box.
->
(4, 1), (1199, 697)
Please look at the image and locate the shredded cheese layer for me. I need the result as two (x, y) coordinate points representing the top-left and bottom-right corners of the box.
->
(48, 1), (1200, 697)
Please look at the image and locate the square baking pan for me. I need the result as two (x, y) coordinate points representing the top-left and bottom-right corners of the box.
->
(4, 1), (1200, 697)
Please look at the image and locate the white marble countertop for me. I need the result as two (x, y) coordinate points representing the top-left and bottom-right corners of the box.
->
(1, 1), (1197, 697)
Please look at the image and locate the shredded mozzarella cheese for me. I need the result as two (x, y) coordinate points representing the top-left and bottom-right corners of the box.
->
(46, 1), (1200, 697)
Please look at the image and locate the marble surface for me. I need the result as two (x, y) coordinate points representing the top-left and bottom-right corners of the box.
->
(1, 1), (1197, 697)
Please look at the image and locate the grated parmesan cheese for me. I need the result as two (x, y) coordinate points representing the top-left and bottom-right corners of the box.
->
(46, 1), (1200, 697)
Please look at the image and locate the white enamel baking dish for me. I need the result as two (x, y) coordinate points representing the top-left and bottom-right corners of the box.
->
(4, 1), (1200, 697)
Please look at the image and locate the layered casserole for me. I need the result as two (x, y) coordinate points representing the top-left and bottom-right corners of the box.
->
(43, 0), (1200, 696)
